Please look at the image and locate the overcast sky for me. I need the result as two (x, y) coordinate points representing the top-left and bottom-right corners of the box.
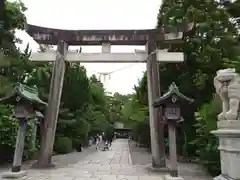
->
(15, 0), (162, 94)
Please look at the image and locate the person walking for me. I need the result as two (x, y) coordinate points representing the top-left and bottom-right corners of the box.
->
(104, 131), (113, 150)
(109, 133), (114, 148)
(96, 134), (101, 150)
(101, 132), (109, 150)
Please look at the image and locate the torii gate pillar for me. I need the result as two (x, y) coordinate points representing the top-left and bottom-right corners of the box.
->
(146, 38), (166, 169)
(34, 41), (68, 167)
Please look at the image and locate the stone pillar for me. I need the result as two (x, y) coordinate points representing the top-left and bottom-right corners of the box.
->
(165, 121), (184, 180)
(212, 68), (240, 180)
(212, 121), (240, 180)
(168, 122), (178, 177)
(146, 38), (166, 169)
(2, 119), (27, 178)
(12, 119), (27, 172)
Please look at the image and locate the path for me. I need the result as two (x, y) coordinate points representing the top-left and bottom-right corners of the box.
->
(1, 139), (164, 180)
(128, 140), (212, 180)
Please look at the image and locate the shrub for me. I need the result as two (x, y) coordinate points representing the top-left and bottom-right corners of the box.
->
(72, 139), (82, 152)
(191, 95), (221, 176)
(54, 136), (72, 154)
(72, 118), (90, 147)
(132, 119), (150, 148)
(56, 116), (90, 150)
(0, 105), (18, 150)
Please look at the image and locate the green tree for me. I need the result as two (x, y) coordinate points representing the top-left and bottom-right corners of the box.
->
(0, 0), (119, 164)
(1, 0), (26, 55)
(156, 0), (240, 156)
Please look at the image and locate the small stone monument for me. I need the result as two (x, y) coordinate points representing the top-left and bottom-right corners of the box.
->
(212, 68), (240, 180)
(0, 83), (47, 179)
(153, 82), (194, 180)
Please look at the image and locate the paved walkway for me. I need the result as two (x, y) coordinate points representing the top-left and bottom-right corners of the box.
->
(128, 140), (212, 180)
(1, 139), (164, 180)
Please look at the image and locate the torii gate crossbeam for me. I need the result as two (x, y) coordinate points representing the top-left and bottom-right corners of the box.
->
(30, 50), (184, 63)
(26, 24), (189, 45)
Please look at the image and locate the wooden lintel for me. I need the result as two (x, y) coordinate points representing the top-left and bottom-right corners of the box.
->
(25, 23), (192, 45)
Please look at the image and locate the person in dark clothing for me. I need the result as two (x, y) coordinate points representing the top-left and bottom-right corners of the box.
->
(101, 132), (110, 150)
(107, 133), (114, 148)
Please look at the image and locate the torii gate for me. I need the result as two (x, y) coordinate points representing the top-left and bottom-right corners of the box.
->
(26, 23), (192, 168)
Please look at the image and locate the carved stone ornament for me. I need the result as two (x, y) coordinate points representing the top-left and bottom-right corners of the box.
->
(214, 68), (240, 120)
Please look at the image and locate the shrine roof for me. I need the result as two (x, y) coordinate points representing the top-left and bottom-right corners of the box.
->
(153, 82), (194, 107)
(0, 83), (47, 105)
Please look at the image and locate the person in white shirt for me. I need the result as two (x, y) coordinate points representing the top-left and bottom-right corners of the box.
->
(96, 134), (101, 150)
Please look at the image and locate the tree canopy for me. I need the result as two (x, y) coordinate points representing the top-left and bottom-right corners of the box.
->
(0, 0), (119, 164)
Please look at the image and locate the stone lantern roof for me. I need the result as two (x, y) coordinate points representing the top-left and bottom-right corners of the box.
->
(153, 82), (194, 108)
(0, 82), (47, 106)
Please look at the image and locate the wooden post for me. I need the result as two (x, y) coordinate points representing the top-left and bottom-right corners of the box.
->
(36, 40), (67, 167)
(156, 58), (166, 163)
(146, 59), (159, 165)
(168, 121), (178, 177)
(146, 37), (166, 168)
(154, 47), (166, 168)
(12, 119), (27, 172)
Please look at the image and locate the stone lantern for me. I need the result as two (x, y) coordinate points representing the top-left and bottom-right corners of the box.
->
(0, 83), (47, 179)
(153, 82), (193, 180)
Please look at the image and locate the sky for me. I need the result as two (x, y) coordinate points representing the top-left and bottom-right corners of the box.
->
(15, 0), (162, 95)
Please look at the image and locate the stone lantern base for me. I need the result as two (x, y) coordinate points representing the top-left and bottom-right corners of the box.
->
(211, 120), (240, 180)
(1, 171), (27, 179)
